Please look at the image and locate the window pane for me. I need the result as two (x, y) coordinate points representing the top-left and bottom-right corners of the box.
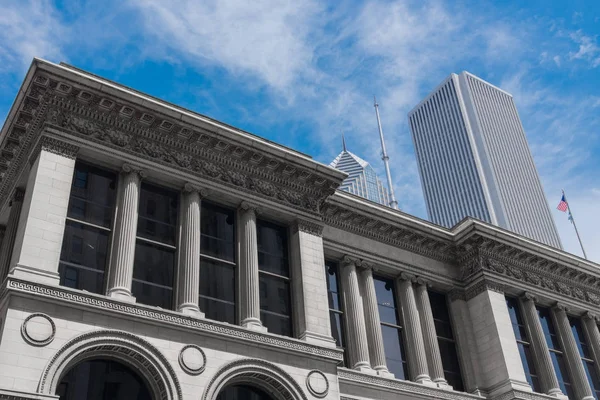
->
(132, 280), (172, 309)
(374, 277), (398, 325)
(200, 297), (235, 325)
(200, 203), (235, 262)
(257, 220), (289, 276)
(137, 183), (178, 245)
(538, 307), (561, 350)
(261, 312), (291, 337)
(259, 274), (290, 316)
(381, 325), (407, 380)
(325, 261), (342, 311)
(584, 361), (600, 399)
(330, 312), (345, 348)
(506, 297), (527, 341)
(519, 343), (541, 392)
(59, 264), (104, 294)
(68, 162), (116, 227)
(60, 220), (109, 273)
(550, 352), (572, 394)
(570, 317), (592, 359)
(200, 259), (235, 304)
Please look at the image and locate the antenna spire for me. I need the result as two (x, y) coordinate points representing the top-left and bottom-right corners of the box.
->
(374, 96), (398, 210)
(342, 133), (347, 151)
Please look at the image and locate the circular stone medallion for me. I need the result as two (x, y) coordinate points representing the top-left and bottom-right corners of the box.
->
(306, 370), (329, 398)
(179, 344), (206, 375)
(21, 313), (55, 347)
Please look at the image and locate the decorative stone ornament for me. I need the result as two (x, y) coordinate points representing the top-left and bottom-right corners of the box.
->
(178, 345), (206, 375)
(21, 313), (55, 346)
(306, 370), (329, 398)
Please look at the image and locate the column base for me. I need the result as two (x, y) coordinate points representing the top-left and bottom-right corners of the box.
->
(547, 388), (568, 400)
(353, 364), (376, 375)
(108, 288), (136, 303)
(415, 375), (436, 387)
(178, 304), (204, 318)
(10, 264), (60, 286)
(242, 318), (268, 333)
(434, 379), (453, 390)
(374, 368), (395, 379)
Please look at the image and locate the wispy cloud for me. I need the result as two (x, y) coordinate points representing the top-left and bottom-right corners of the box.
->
(568, 30), (600, 67)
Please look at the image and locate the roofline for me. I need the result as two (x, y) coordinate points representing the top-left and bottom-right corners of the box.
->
(31, 58), (346, 183)
(407, 73), (457, 117)
(460, 71), (514, 98)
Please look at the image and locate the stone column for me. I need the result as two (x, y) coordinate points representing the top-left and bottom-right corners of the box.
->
(358, 264), (393, 377)
(238, 202), (265, 332)
(519, 293), (564, 398)
(176, 184), (205, 317)
(107, 164), (143, 301)
(551, 304), (594, 400)
(582, 313), (600, 380)
(395, 273), (434, 385)
(415, 279), (450, 388)
(340, 256), (372, 372)
(0, 189), (24, 281)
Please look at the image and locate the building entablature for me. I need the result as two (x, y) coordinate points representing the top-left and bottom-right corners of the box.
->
(0, 58), (346, 220)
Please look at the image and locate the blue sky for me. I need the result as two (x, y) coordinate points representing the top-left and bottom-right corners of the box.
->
(1, 0), (599, 261)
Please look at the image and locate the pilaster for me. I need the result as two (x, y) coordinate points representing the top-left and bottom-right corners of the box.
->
(519, 293), (564, 398)
(415, 279), (450, 389)
(358, 264), (393, 377)
(290, 219), (336, 347)
(551, 303), (594, 400)
(176, 184), (206, 317)
(10, 137), (78, 285)
(106, 164), (144, 301)
(238, 202), (266, 332)
(395, 273), (434, 386)
(340, 256), (372, 373)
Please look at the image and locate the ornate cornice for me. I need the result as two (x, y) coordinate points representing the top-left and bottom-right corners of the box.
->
(293, 219), (324, 237)
(321, 202), (454, 262)
(5, 278), (343, 362)
(35, 136), (79, 160)
(465, 280), (506, 301)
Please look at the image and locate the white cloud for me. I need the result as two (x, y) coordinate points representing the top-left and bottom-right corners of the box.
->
(568, 30), (600, 68)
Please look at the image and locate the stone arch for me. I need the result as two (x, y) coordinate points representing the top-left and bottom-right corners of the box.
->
(202, 359), (308, 400)
(38, 329), (182, 400)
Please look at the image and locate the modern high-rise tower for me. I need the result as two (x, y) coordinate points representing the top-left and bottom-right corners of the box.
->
(408, 71), (562, 249)
(330, 138), (391, 207)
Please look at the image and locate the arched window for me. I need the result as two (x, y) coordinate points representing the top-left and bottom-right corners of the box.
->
(217, 384), (275, 400)
(56, 359), (152, 400)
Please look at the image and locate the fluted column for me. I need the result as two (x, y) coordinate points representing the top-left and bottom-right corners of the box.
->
(415, 279), (450, 388)
(176, 184), (205, 317)
(239, 202), (265, 332)
(520, 293), (564, 397)
(551, 304), (594, 400)
(358, 264), (392, 377)
(396, 273), (434, 385)
(0, 189), (24, 280)
(340, 256), (372, 372)
(582, 313), (600, 380)
(107, 164), (143, 301)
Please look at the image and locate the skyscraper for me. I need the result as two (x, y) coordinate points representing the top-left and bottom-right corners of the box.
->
(330, 139), (391, 207)
(408, 71), (562, 249)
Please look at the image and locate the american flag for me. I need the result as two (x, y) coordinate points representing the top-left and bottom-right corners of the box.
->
(557, 195), (568, 212)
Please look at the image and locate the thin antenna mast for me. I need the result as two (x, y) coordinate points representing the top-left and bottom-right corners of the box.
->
(562, 189), (588, 259)
(374, 96), (398, 209)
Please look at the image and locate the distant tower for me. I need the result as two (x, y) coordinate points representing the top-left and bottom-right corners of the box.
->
(330, 136), (392, 207)
(374, 97), (398, 209)
(408, 71), (562, 249)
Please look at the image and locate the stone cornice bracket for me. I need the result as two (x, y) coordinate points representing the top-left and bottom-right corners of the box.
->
(520, 291), (537, 302)
(183, 183), (208, 198)
(552, 302), (568, 312)
(583, 312), (598, 322)
(238, 201), (260, 215)
(121, 163), (147, 179)
(342, 255), (361, 268)
(293, 219), (324, 237)
(31, 136), (79, 164)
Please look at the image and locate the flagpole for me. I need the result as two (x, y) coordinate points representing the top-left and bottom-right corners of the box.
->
(563, 189), (588, 260)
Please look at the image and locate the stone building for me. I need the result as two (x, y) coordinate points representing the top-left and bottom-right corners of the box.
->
(0, 59), (599, 400)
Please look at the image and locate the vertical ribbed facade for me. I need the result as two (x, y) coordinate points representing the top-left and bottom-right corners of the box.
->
(177, 189), (202, 316)
(409, 72), (562, 249)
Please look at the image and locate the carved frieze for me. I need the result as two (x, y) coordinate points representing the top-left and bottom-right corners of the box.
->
(0, 71), (343, 215)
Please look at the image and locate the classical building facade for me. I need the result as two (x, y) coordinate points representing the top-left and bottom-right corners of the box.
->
(408, 72), (562, 249)
(0, 59), (599, 400)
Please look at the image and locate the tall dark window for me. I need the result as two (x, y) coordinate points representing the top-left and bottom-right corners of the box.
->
(538, 306), (574, 398)
(570, 317), (600, 399)
(59, 162), (117, 294)
(374, 276), (408, 379)
(506, 297), (541, 392)
(429, 291), (464, 390)
(199, 202), (236, 324)
(132, 183), (178, 309)
(257, 220), (291, 337)
(325, 261), (345, 350)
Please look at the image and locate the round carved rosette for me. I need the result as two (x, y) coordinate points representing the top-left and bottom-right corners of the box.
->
(21, 313), (56, 347)
(306, 370), (329, 398)
(179, 344), (206, 375)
